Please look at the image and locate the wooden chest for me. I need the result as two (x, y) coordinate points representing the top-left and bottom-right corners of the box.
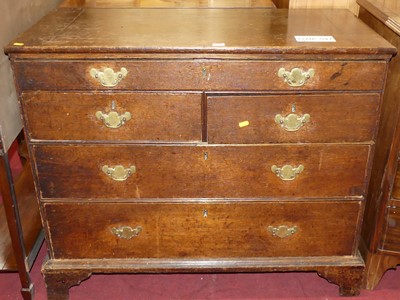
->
(5, 8), (395, 299)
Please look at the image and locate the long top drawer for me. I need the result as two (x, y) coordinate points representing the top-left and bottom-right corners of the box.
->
(13, 60), (387, 91)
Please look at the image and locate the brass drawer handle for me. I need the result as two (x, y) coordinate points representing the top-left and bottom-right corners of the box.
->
(271, 164), (304, 181)
(275, 113), (310, 131)
(278, 67), (315, 87)
(102, 165), (136, 181)
(111, 226), (142, 240)
(268, 225), (298, 238)
(90, 67), (128, 87)
(96, 110), (132, 129)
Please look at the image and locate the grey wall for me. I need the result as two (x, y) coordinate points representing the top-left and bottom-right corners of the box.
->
(1, 0), (62, 151)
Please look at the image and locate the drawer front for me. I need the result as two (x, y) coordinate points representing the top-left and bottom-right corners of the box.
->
(22, 92), (202, 142)
(44, 201), (360, 259)
(208, 93), (380, 144)
(14, 60), (386, 91)
(381, 200), (400, 252)
(34, 144), (370, 199)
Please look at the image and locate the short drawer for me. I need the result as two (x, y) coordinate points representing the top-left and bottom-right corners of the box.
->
(381, 200), (400, 252)
(22, 92), (202, 142)
(14, 59), (386, 91)
(33, 144), (370, 199)
(207, 93), (380, 144)
(43, 201), (360, 259)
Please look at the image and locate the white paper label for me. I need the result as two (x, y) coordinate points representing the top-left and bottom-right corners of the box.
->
(295, 36), (336, 42)
(212, 43), (226, 47)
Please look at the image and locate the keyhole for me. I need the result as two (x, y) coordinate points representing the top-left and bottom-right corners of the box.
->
(291, 103), (296, 113)
(203, 209), (208, 218)
(202, 67), (211, 81)
(202, 67), (207, 78)
(111, 101), (116, 110)
(204, 152), (208, 160)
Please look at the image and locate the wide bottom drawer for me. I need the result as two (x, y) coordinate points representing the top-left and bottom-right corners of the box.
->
(44, 201), (361, 259)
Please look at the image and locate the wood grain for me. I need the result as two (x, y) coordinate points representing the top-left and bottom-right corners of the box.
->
(381, 200), (400, 252)
(33, 144), (371, 199)
(43, 201), (360, 259)
(288, 0), (359, 16)
(59, 0), (276, 8)
(357, 0), (400, 35)
(42, 257), (364, 298)
(13, 59), (388, 92)
(22, 92), (202, 142)
(360, 244), (400, 290)
(208, 93), (380, 144)
(0, 158), (42, 273)
(289, 0), (356, 10)
(5, 9), (395, 55)
(357, 2), (400, 289)
(391, 162), (400, 199)
(43, 269), (92, 300)
(272, 0), (288, 8)
(359, 5), (400, 249)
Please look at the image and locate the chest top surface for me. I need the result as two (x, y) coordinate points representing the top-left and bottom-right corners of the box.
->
(5, 8), (395, 56)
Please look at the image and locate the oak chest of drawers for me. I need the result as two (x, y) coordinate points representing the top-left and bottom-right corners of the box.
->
(5, 8), (395, 299)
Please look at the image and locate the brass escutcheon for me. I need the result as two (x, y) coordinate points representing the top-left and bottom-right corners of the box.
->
(90, 67), (128, 87)
(267, 225), (298, 238)
(111, 226), (142, 240)
(271, 164), (304, 181)
(278, 67), (315, 87)
(101, 165), (136, 181)
(96, 110), (132, 129)
(275, 113), (310, 131)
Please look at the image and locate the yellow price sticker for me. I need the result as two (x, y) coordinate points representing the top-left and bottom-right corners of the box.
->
(239, 120), (250, 128)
